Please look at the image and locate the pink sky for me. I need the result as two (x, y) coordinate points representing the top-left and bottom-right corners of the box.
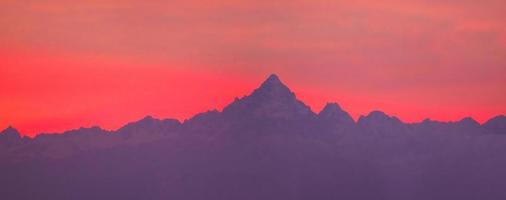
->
(1, 0), (505, 136)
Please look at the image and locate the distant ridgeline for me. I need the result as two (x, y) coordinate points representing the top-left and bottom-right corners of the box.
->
(1, 74), (506, 200)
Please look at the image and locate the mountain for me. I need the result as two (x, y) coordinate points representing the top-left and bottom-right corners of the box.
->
(223, 74), (314, 120)
(483, 115), (506, 133)
(357, 111), (408, 134)
(318, 102), (355, 126)
(317, 103), (356, 137)
(0, 126), (22, 147)
(1, 74), (506, 200)
(0, 126), (21, 140)
(116, 115), (181, 139)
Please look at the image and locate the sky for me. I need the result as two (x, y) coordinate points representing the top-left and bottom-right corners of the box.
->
(1, 0), (505, 136)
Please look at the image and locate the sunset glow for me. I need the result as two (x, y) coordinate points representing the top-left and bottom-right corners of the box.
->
(1, 0), (505, 136)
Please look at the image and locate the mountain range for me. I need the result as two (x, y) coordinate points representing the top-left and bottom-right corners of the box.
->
(1, 74), (506, 200)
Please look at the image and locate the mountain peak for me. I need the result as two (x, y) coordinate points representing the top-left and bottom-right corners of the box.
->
(223, 74), (314, 120)
(358, 110), (402, 126)
(320, 103), (344, 113)
(256, 74), (292, 96)
(134, 115), (159, 125)
(318, 103), (355, 125)
(483, 115), (506, 133)
(0, 126), (21, 140)
(117, 115), (181, 137)
(262, 74), (281, 84)
(458, 117), (479, 126)
(368, 110), (388, 117)
(141, 115), (155, 121)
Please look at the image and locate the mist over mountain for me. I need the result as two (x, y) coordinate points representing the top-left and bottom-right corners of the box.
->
(1, 74), (506, 200)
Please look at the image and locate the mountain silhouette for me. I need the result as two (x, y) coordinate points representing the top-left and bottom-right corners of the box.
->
(1, 74), (506, 200)
(117, 115), (181, 139)
(0, 126), (22, 147)
(0, 126), (21, 139)
(223, 74), (314, 120)
(318, 103), (354, 125)
(483, 115), (506, 133)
